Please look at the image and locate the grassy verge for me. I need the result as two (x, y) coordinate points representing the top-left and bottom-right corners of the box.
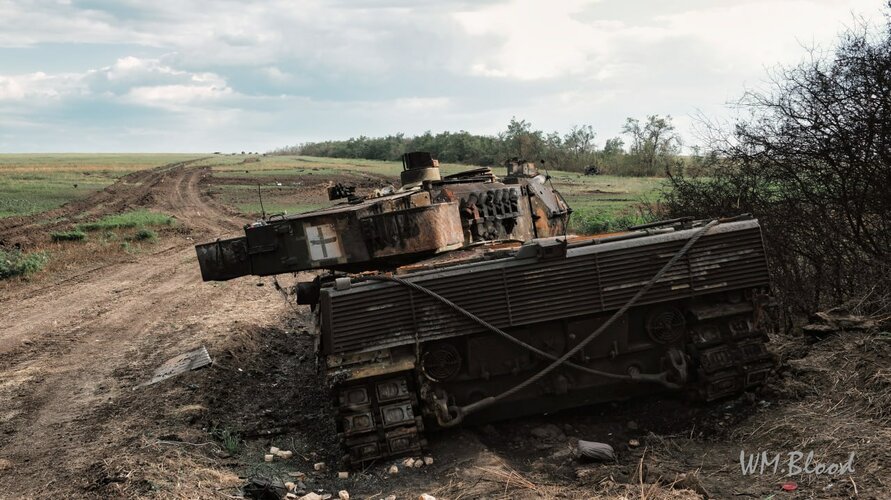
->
(0, 248), (48, 279)
(78, 210), (175, 231)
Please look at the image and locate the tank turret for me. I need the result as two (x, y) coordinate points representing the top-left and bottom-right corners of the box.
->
(195, 152), (570, 281)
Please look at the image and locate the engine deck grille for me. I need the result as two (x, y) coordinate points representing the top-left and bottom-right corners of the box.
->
(321, 220), (770, 354)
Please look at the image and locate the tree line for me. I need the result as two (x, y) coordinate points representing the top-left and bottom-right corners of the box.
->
(269, 115), (684, 176)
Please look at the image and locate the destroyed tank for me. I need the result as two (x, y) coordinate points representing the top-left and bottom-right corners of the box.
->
(196, 152), (774, 465)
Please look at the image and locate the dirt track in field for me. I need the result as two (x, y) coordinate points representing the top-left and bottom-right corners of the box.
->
(1, 160), (888, 499)
(0, 161), (295, 497)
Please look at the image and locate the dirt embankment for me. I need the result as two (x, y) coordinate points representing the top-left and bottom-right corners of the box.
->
(1, 161), (889, 499)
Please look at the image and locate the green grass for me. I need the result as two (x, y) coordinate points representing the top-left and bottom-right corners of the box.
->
(0, 248), (48, 279)
(133, 229), (158, 242)
(78, 210), (175, 231)
(0, 154), (205, 218)
(50, 230), (87, 242)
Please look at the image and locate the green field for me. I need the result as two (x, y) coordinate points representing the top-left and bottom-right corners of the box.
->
(0, 153), (204, 218)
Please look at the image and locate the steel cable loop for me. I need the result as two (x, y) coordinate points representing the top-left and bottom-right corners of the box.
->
(362, 219), (719, 424)
(361, 276), (657, 383)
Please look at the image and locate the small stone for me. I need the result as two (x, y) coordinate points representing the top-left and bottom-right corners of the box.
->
(264, 454), (274, 463)
(270, 446), (281, 454)
(423, 456), (434, 466)
(338, 491), (349, 500)
(286, 494), (297, 500)
(418, 494), (436, 500)
(337, 471), (349, 479)
(278, 450), (294, 459)
(314, 462), (326, 471)
(288, 472), (306, 480)
(385, 496), (396, 500)
(413, 459), (423, 468)
(298, 494), (322, 500)
(627, 420), (639, 431)
(628, 439), (640, 448)
(388, 465), (399, 475)
(285, 482), (296, 491)
(402, 457), (415, 468)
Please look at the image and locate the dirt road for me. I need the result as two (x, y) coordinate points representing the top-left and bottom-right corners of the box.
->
(0, 162), (292, 497)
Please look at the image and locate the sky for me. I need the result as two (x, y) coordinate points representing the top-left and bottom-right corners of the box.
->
(0, 0), (884, 152)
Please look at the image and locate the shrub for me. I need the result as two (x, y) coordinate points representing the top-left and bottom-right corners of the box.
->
(50, 230), (87, 242)
(0, 249), (48, 279)
(133, 229), (157, 242)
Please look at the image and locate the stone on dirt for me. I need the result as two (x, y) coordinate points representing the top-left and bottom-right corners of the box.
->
(577, 440), (616, 461)
(338, 490), (349, 500)
(418, 494), (437, 500)
(388, 465), (399, 475)
(337, 471), (349, 479)
(270, 446), (281, 454)
(297, 493), (322, 500)
(402, 457), (415, 468)
(423, 456), (434, 466)
(628, 439), (640, 448)
(264, 454), (274, 463)
(285, 482), (296, 491)
(384, 496), (396, 500)
(314, 462), (326, 471)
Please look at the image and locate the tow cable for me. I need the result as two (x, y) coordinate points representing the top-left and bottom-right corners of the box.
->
(362, 219), (718, 426)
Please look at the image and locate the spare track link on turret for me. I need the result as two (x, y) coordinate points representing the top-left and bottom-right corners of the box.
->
(335, 373), (427, 465)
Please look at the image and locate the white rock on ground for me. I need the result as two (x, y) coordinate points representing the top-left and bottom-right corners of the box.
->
(337, 471), (349, 479)
(388, 465), (399, 475)
(314, 462), (326, 471)
(423, 456), (434, 466)
(338, 490), (349, 500)
(418, 494), (437, 500)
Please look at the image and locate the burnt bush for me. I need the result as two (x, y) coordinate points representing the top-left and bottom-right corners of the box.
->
(662, 12), (891, 322)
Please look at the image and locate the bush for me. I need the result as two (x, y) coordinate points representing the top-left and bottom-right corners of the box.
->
(133, 229), (157, 242)
(0, 249), (48, 279)
(662, 14), (891, 321)
(50, 230), (87, 242)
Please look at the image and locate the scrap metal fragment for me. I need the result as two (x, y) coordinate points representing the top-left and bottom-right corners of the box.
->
(144, 346), (212, 386)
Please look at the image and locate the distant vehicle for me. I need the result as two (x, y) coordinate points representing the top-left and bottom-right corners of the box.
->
(584, 164), (601, 175)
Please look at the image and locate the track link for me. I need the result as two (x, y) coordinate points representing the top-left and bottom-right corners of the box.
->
(334, 373), (426, 464)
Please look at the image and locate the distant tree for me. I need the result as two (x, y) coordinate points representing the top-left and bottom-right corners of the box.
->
(622, 115), (681, 176)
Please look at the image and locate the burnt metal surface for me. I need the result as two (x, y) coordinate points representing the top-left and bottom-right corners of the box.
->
(194, 153), (569, 280)
(320, 219), (769, 355)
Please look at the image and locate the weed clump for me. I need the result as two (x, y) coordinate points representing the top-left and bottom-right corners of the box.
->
(50, 230), (87, 242)
(133, 229), (157, 242)
(79, 210), (174, 231)
(0, 248), (48, 279)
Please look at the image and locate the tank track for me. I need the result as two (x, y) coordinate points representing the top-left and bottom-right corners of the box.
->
(334, 375), (426, 465)
(331, 310), (773, 464)
(688, 312), (774, 400)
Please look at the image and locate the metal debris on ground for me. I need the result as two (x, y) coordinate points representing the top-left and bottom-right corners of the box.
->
(143, 346), (211, 386)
